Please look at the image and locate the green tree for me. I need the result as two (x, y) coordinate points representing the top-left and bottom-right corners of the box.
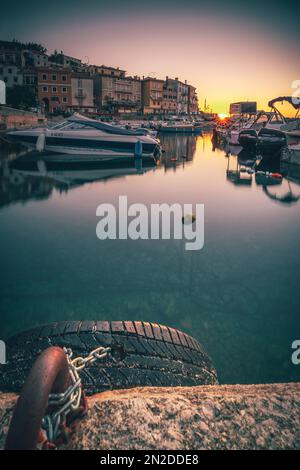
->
(11, 38), (47, 53)
(6, 85), (37, 109)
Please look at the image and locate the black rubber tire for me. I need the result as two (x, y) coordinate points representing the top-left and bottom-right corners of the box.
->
(0, 321), (218, 395)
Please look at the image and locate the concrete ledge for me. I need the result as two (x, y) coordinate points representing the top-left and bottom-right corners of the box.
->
(1, 383), (299, 450)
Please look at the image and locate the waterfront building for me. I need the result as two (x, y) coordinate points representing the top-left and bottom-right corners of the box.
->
(70, 73), (95, 113)
(0, 64), (23, 87)
(47, 52), (83, 71)
(162, 77), (189, 114)
(87, 64), (126, 78)
(37, 68), (71, 113)
(94, 74), (142, 114)
(230, 101), (257, 115)
(22, 68), (38, 96)
(142, 77), (164, 114)
(23, 50), (49, 68)
(177, 79), (189, 114)
(162, 77), (178, 115)
(188, 85), (199, 114)
(0, 40), (25, 67)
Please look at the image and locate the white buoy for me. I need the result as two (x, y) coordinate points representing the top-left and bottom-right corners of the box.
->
(134, 140), (143, 158)
(36, 133), (46, 153)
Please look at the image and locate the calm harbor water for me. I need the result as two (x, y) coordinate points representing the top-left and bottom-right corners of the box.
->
(0, 133), (300, 384)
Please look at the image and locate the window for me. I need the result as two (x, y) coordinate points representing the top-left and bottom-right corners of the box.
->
(42, 74), (47, 80)
(8, 68), (12, 74)
(51, 96), (59, 102)
(62, 87), (67, 93)
(62, 97), (68, 103)
(52, 86), (57, 92)
(52, 74), (57, 81)
(13, 77), (18, 83)
(62, 75), (67, 82)
(0, 68), (3, 74)
(42, 86), (48, 92)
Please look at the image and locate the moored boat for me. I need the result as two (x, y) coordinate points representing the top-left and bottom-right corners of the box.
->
(6, 113), (161, 159)
(238, 111), (286, 153)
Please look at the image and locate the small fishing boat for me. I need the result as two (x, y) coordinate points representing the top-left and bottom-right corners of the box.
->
(6, 113), (161, 159)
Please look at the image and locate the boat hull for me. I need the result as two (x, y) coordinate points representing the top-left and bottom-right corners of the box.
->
(238, 129), (258, 150)
(7, 133), (160, 158)
(257, 128), (286, 155)
(281, 145), (300, 165)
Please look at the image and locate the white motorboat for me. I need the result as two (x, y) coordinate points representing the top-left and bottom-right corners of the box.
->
(238, 111), (287, 153)
(226, 115), (256, 145)
(7, 113), (161, 159)
(268, 96), (300, 143)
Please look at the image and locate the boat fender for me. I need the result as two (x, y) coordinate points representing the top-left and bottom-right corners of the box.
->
(271, 173), (283, 179)
(36, 133), (46, 152)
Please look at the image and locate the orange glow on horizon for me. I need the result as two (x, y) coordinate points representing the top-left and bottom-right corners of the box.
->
(218, 113), (228, 120)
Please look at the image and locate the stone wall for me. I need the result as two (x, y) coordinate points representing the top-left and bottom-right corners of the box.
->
(1, 383), (299, 450)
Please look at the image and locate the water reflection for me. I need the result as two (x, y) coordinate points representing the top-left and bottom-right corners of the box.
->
(215, 138), (300, 205)
(0, 154), (158, 209)
(1, 132), (300, 385)
(160, 134), (196, 170)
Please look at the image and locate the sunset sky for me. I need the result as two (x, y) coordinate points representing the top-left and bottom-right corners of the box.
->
(2, 0), (299, 115)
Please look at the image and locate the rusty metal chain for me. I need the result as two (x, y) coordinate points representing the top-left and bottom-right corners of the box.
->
(41, 346), (111, 446)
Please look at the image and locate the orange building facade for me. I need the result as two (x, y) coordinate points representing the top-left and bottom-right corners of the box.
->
(37, 68), (71, 113)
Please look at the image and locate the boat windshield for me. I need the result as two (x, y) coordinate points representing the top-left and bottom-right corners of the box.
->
(49, 122), (92, 131)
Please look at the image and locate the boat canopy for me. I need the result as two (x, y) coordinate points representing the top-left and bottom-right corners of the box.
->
(67, 113), (147, 136)
(268, 96), (300, 110)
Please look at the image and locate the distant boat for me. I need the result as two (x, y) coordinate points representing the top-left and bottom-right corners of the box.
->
(159, 119), (202, 134)
(6, 113), (161, 159)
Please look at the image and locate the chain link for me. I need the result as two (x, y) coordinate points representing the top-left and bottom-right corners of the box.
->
(41, 346), (111, 446)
